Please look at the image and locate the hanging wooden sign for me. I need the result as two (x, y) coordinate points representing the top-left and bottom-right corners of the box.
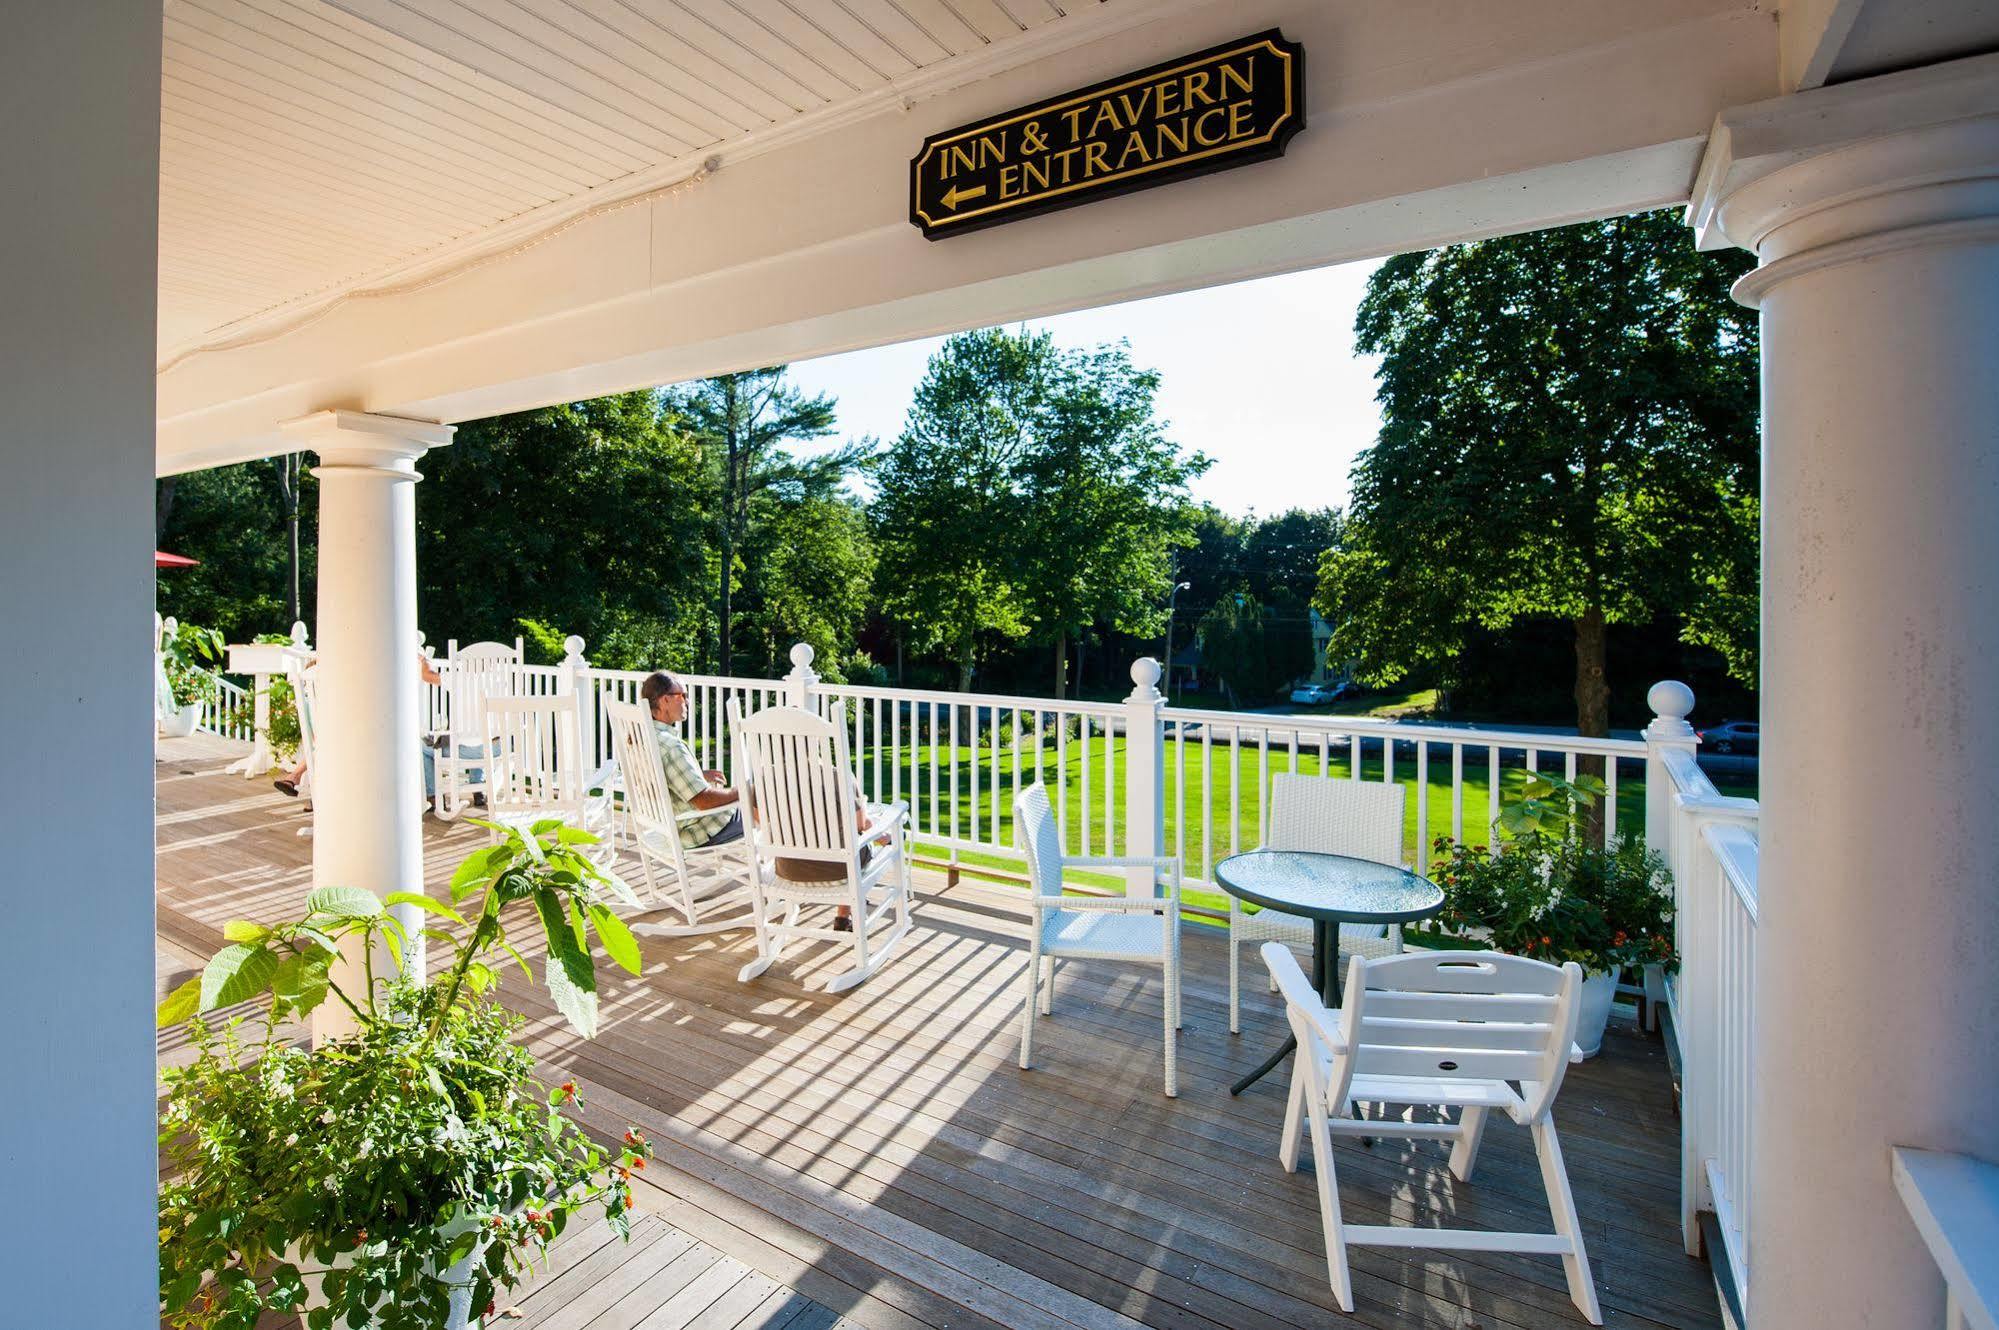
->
(910, 30), (1304, 240)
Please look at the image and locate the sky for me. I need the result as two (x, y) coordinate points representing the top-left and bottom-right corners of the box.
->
(780, 259), (1385, 517)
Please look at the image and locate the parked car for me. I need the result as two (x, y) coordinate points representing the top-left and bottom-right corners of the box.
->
(1698, 719), (1759, 755)
(1289, 681), (1350, 706)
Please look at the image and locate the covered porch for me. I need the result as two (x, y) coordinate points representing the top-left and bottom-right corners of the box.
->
(7, 1), (1999, 1326)
(158, 732), (1711, 1330)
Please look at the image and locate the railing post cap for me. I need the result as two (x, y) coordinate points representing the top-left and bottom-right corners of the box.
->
(1127, 656), (1164, 703)
(163, 615), (179, 636)
(1648, 680), (1695, 721)
(562, 634), (586, 659)
(290, 620), (309, 646)
(790, 642), (816, 671)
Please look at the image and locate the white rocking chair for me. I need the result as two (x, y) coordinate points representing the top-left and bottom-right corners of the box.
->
(1229, 773), (1406, 1034)
(430, 640), (518, 820)
(726, 699), (913, 994)
(1264, 942), (1602, 1324)
(484, 693), (614, 851)
(1014, 782), (1183, 1097)
(604, 698), (764, 937)
(281, 651), (319, 838)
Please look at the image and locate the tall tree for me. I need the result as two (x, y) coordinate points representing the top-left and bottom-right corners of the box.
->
(1317, 209), (1759, 737)
(1018, 340), (1207, 696)
(155, 461), (315, 641)
(871, 330), (1041, 692)
(272, 452), (306, 625)
(665, 369), (849, 674)
(416, 392), (712, 670)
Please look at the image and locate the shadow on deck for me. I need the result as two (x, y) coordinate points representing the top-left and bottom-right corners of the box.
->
(156, 734), (1719, 1330)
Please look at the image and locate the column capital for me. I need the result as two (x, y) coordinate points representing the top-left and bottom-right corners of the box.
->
(285, 409), (455, 476)
(1688, 52), (1999, 304)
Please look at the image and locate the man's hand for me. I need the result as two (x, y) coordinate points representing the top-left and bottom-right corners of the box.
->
(703, 769), (726, 785)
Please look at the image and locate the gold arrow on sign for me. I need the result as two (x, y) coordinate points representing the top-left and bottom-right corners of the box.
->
(940, 183), (988, 210)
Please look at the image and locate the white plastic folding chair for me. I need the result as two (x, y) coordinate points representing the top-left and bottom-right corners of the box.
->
(1263, 942), (1601, 1324)
(727, 699), (913, 993)
(604, 698), (764, 937)
(430, 641), (518, 820)
(1229, 772), (1407, 1034)
(1015, 782), (1184, 1097)
(484, 694), (614, 851)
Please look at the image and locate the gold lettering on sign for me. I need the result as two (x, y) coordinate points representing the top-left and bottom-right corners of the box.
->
(913, 34), (1300, 233)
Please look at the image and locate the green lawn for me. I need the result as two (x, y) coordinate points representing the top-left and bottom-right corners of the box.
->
(852, 725), (1651, 915)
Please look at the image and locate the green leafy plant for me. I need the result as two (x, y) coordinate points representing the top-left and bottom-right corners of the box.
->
(1427, 774), (1675, 975)
(164, 620), (227, 709)
(157, 820), (654, 1330)
(252, 630), (304, 759)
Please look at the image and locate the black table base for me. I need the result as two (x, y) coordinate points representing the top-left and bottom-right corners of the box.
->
(1230, 918), (1341, 1096)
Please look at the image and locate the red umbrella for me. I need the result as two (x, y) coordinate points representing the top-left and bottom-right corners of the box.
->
(156, 550), (199, 569)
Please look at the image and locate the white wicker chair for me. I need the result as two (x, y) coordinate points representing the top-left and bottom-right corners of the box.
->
(727, 699), (913, 993)
(484, 693), (614, 851)
(1014, 782), (1184, 1097)
(1229, 773), (1406, 1034)
(1263, 942), (1601, 1323)
(604, 698), (763, 937)
(429, 640), (519, 820)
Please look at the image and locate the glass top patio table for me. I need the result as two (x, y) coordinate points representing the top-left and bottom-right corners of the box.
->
(1215, 849), (1444, 1096)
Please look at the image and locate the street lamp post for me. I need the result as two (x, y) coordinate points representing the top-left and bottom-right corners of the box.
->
(1162, 581), (1191, 702)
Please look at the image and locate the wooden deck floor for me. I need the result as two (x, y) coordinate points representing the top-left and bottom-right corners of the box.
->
(157, 735), (1719, 1330)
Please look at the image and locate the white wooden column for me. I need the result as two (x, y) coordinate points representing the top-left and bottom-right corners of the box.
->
(1690, 55), (1999, 1328)
(286, 410), (454, 1038)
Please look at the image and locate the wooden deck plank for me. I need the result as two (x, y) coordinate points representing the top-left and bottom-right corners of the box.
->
(155, 736), (1720, 1330)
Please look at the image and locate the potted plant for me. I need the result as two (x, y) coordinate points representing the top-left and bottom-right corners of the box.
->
(1426, 772), (1675, 1057)
(158, 819), (655, 1330)
(160, 620), (226, 737)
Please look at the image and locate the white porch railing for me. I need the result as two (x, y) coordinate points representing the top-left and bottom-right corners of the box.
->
(196, 671), (254, 743)
(1892, 1148), (1999, 1330)
(405, 635), (1762, 1306)
(1645, 682), (1761, 1311)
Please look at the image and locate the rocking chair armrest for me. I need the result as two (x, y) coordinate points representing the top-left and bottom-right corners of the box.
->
(854, 802), (911, 842)
(672, 803), (725, 825)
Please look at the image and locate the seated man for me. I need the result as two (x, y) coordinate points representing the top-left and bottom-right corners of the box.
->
(641, 671), (745, 849)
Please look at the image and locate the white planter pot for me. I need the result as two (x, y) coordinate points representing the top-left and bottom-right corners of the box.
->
(1573, 970), (1618, 1059)
(159, 703), (202, 738)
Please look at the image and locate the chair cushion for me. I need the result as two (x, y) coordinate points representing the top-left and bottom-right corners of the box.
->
(1040, 909), (1166, 961)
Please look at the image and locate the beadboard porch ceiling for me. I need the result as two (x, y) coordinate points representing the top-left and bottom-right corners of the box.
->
(158, 0), (1157, 357)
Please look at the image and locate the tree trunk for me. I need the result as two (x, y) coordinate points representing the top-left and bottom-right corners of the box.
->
(1573, 604), (1610, 843)
(287, 502), (300, 625)
(716, 437), (736, 676)
(1053, 635), (1067, 700)
(154, 476), (177, 544)
(1572, 604), (1609, 737)
(284, 454), (302, 626)
(957, 639), (974, 694)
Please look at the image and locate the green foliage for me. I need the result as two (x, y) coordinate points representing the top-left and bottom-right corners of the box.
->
(666, 369), (874, 676)
(1428, 774), (1676, 974)
(873, 327), (1204, 693)
(417, 393), (713, 673)
(1318, 209), (1761, 729)
(157, 821), (651, 1328)
(156, 461), (316, 640)
(1194, 594), (1313, 704)
(163, 620), (226, 709)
